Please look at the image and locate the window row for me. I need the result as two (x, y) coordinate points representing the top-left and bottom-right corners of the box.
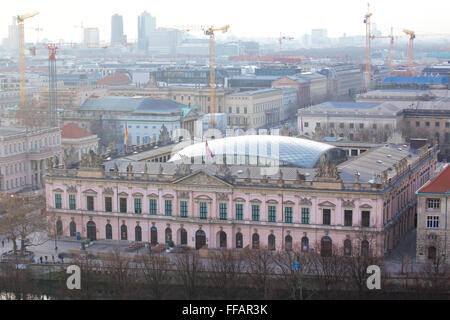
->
(56, 195), (371, 227)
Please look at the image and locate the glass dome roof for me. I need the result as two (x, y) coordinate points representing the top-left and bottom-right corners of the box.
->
(169, 135), (347, 168)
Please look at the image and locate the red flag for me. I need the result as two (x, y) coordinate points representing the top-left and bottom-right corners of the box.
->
(206, 140), (215, 160)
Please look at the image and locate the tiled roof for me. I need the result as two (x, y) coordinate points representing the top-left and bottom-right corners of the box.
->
(98, 72), (132, 86)
(417, 165), (450, 194)
(61, 123), (95, 139)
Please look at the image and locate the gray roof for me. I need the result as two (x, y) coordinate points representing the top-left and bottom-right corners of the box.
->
(80, 96), (188, 114)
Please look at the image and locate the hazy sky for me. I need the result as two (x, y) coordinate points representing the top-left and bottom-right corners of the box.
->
(1, 0), (449, 43)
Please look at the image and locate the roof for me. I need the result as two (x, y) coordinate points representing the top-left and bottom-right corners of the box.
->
(80, 96), (188, 114)
(61, 123), (95, 139)
(97, 72), (132, 86)
(170, 135), (346, 168)
(417, 165), (450, 194)
(383, 76), (448, 84)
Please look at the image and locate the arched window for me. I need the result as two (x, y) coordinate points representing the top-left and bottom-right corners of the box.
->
(361, 240), (369, 256)
(135, 225), (142, 242)
(219, 231), (227, 248)
(195, 230), (206, 250)
(56, 220), (63, 236)
(321, 236), (332, 257)
(285, 235), (293, 251)
(236, 232), (243, 249)
(428, 246), (437, 260)
(180, 228), (188, 245)
(121, 224), (128, 241)
(301, 237), (309, 252)
(151, 227), (158, 245)
(165, 228), (172, 244)
(252, 233), (260, 249)
(344, 239), (352, 256)
(69, 221), (76, 237)
(105, 224), (112, 240)
(86, 221), (96, 241)
(268, 234), (276, 251)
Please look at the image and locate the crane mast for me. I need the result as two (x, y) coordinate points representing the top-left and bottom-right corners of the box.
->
(17, 12), (39, 116)
(364, 4), (372, 91)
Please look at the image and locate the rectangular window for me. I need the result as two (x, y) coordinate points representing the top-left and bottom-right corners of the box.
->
(252, 205), (260, 222)
(416, 121), (420, 127)
(427, 199), (440, 209)
(119, 198), (127, 213)
(134, 198), (142, 214)
(55, 194), (62, 209)
(104, 197), (112, 212)
(344, 210), (353, 227)
(180, 201), (188, 217)
(362, 211), (370, 227)
(200, 202), (207, 219)
(69, 194), (76, 210)
(323, 209), (331, 225)
(301, 208), (310, 224)
(426, 216), (439, 229)
(268, 206), (276, 222)
(435, 122), (440, 127)
(359, 123), (364, 129)
(165, 200), (172, 216)
(349, 123), (354, 129)
(149, 199), (157, 215)
(235, 204), (243, 220)
(285, 207), (293, 223)
(425, 122), (430, 127)
(304, 122), (309, 128)
(219, 203), (227, 220)
(87, 196), (94, 211)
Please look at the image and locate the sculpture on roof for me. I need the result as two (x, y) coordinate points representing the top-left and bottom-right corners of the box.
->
(80, 150), (102, 168)
(314, 157), (341, 181)
(114, 162), (119, 173)
(143, 162), (149, 174)
(126, 162), (133, 173)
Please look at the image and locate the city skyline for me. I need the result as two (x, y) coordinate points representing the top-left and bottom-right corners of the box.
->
(0, 0), (449, 44)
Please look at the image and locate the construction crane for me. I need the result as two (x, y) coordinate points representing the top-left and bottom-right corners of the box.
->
(363, 3), (372, 91)
(279, 34), (294, 56)
(47, 44), (58, 127)
(164, 25), (230, 127)
(403, 29), (415, 72)
(371, 27), (396, 75)
(17, 12), (39, 110)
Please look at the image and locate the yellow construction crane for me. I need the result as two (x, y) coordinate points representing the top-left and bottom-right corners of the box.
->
(364, 3), (372, 91)
(371, 27), (396, 75)
(279, 34), (294, 56)
(17, 12), (39, 109)
(165, 25), (230, 127)
(403, 29), (415, 72)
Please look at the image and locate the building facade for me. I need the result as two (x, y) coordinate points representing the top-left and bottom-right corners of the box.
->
(0, 127), (62, 193)
(61, 123), (99, 162)
(225, 89), (283, 129)
(416, 165), (450, 262)
(45, 140), (437, 256)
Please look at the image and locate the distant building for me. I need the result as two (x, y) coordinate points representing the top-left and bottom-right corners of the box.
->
(298, 101), (402, 142)
(78, 96), (202, 145)
(148, 29), (183, 55)
(61, 123), (99, 162)
(111, 14), (127, 45)
(84, 28), (100, 48)
(138, 11), (156, 52)
(0, 126), (62, 193)
(416, 165), (450, 262)
(225, 88), (284, 129)
(311, 29), (328, 47)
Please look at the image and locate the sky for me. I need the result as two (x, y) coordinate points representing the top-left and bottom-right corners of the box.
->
(0, 0), (449, 43)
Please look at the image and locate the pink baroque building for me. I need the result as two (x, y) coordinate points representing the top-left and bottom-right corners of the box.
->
(45, 136), (437, 256)
(0, 126), (62, 193)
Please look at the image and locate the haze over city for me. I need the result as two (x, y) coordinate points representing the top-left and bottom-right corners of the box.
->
(1, 0), (449, 42)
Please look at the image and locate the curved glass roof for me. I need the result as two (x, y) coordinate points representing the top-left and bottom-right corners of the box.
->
(169, 135), (345, 168)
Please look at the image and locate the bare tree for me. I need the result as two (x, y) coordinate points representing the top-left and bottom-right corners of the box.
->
(208, 249), (244, 299)
(173, 250), (204, 299)
(0, 194), (47, 256)
(242, 247), (275, 299)
(140, 253), (172, 299)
